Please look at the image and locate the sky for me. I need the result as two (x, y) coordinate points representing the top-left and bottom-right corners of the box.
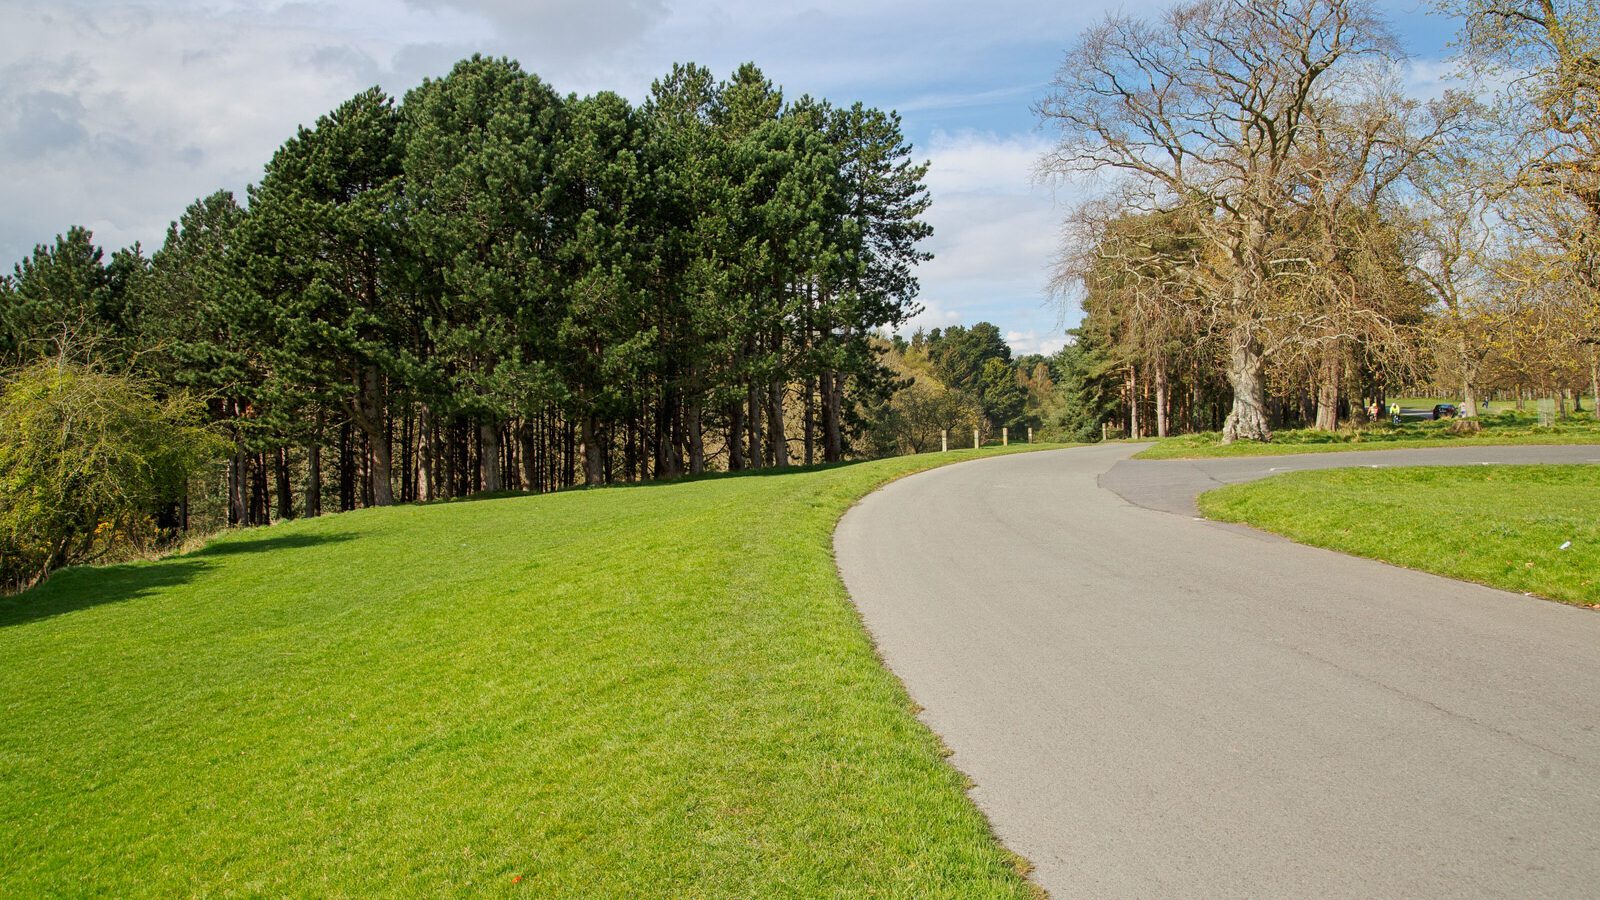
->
(0, 0), (1455, 357)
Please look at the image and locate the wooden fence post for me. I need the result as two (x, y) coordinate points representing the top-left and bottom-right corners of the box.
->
(941, 430), (948, 452)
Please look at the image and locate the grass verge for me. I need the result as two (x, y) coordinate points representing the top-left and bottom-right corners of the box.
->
(1198, 465), (1600, 606)
(0, 445), (1065, 897)
(1136, 410), (1600, 459)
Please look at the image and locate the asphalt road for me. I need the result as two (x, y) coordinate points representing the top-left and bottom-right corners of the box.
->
(835, 443), (1600, 898)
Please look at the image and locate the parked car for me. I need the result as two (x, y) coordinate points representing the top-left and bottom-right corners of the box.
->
(1432, 403), (1457, 420)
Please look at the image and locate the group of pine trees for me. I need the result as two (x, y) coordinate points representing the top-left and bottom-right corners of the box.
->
(0, 58), (934, 540)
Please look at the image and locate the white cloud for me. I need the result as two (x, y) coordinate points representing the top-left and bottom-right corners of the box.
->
(0, 0), (489, 260)
(899, 129), (1079, 348)
(1006, 330), (1066, 357)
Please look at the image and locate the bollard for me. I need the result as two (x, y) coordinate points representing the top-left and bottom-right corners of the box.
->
(941, 429), (948, 452)
(1003, 427), (1008, 446)
(1028, 426), (1034, 444)
(973, 428), (980, 449)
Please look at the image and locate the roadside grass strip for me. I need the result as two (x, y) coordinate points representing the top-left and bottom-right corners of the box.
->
(1199, 464), (1600, 605)
(1138, 410), (1600, 460)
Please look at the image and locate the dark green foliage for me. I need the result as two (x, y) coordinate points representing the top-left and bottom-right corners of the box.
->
(1, 228), (129, 363)
(978, 356), (1027, 432)
(928, 323), (1010, 395)
(1049, 333), (1122, 441)
(402, 58), (566, 435)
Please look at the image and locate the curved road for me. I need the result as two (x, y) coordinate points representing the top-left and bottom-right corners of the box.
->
(835, 443), (1600, 898)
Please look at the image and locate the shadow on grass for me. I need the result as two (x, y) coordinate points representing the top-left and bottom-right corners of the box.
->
(418, 456), (880, 504)
(189, 530), (355, 557)
(1, 531), (356, 629)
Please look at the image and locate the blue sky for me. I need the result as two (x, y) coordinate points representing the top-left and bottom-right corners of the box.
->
(0, 0), (1456, 356)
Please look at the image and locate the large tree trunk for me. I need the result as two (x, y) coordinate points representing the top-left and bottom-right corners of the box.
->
(519, 421), (539, 493)
(1314, 347), (1340, 432)
(768, 380), (788, 467)
(686, 401), (705, 475)
(1221, 328), (1272, 443)
(1125, 366), (1140, 439)
(582, 414), (604, 486)
(416, 405), (434, 501)
(349, 366), (394, 506)
(480, 420), (504, 492)
(746, 381), (763, 468)
(822, 371), (843, 462)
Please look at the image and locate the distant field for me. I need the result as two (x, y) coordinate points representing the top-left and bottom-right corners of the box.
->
(1137, 409), (1600, 459)
(1199, 465), (1600, 605)
(0, 447), (1060, 897)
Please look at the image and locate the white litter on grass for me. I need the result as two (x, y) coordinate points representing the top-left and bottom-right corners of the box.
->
(1560, 541), (1573, 551)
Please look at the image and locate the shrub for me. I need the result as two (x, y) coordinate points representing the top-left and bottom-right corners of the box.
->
(0, 358), (224, 591)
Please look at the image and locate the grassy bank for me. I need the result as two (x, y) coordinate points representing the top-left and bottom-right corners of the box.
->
(1199, 465), (1600, 606)
(0, 446), (1063, 897)
(1137, 409), (1600, 459)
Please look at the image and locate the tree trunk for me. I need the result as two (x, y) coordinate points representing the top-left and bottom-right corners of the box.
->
(1589, 348), (1599, 416)
(1221, 328), (1272, 443)
(228, 450), (247, 527)
(416, 406), (434, 501)
(746, 381), (763, 468)
(582, 414), (604, 486)
(803, 376), (816, 465)
(822, 371), (843, 462)
(339, 423), (354, 512)
(346, 367), (394, 506)
(768, 380), (788, 468)
(519, 421), (539, 493)
(274, 447), (293, 521)
(1314, 347), (1340, 432)
(306, 443), (322, 518)
(687, 401), (705, 475)
(480, 419), (504, 492)
(1154, 357), (1170, 438)
(1126, 366), (1140, 439)
(252, 452), (270, 526)
(728, 402), (746, 471)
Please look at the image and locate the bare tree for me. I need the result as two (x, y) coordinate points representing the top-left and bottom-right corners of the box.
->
(1295, 77), (1470, 428)
(1447, 0), (1600, 385)
(1040, 0), (1392, 441)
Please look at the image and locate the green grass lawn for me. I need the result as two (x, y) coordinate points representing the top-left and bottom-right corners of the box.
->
(0, 446), (1062, 898)
(1137, 409), (1600, 459)
(1199, 465), (1600, 605)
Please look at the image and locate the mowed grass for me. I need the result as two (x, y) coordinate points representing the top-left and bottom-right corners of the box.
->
(1199, 465), (1600, 605)
(1137, 409), (1600, 459)
(0, 447), (1063, 898)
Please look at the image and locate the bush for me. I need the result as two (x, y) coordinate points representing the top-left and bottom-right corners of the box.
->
(0, 358), (224, 591)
